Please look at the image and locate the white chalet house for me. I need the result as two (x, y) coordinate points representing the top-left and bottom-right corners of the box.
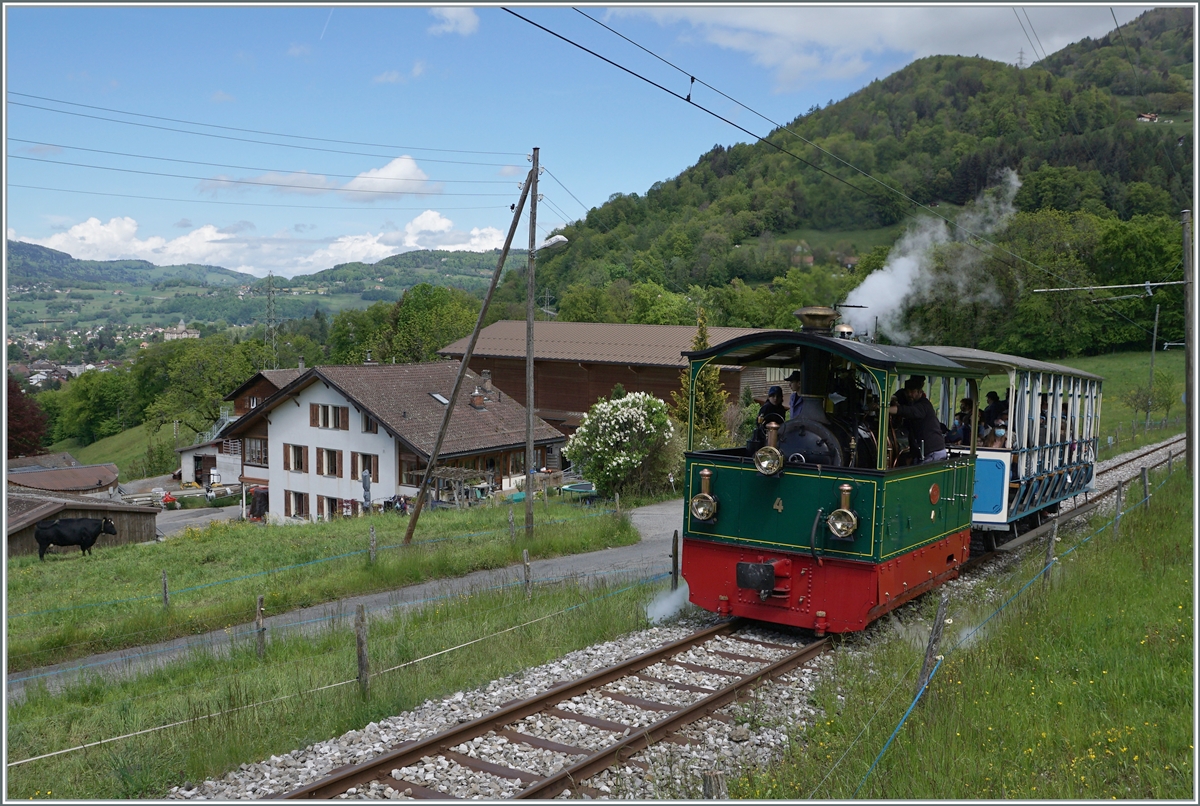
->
(219, 362), (565, 522)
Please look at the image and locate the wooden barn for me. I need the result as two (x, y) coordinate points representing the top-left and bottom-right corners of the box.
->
(439, 320), (774, 433)
(6, 485), (160, 558)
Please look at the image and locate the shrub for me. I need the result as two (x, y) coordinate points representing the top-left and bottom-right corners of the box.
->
(563, 392), (674, 497)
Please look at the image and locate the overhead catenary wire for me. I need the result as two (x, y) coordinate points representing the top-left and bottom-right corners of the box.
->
(8, 100), (519, 167)
(9, 91), (527, 157)
(529, 8), (1161, 338)
(10, 155), (517, 197)
(8, 138), (522, 184)
(10, 183), (508, 212)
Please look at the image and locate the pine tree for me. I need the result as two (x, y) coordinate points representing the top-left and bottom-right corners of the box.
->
(671, 307), (728, 441)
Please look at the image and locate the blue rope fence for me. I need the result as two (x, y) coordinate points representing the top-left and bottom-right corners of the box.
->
(851, 461), (1178, 795)
(9, 506), (617, 619)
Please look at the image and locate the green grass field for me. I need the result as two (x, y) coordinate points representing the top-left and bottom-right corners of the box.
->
(6, 501), (636, 673)
(7, 576), (661, 799)
(735, 464), (1193, 799)
(49, 421), (197, 482)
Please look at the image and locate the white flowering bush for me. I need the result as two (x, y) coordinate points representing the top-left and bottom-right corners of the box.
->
(564, 392), (675, 497)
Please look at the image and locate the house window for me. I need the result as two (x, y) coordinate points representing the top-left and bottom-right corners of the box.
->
(285, 490), (309, 518)
(317, 448), (341, 477)
(351, 452), (379, 481)
(316, 495), (340, 521)
(245, 438), (268, 467)
(221, 439), (241, 457)
(363, 413), (378, 434)
(248, 395), (260, 410)
(310, 403), (349, 430)
(284, 444), (308, 473)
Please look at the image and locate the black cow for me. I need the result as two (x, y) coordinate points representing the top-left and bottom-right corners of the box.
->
(33, 517), (117, 561)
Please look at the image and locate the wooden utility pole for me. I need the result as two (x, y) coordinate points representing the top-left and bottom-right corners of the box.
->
(1147, 303), (1160, 431)
(402, 167), (534, 544)
(1183, 210), (1193, 474)
(526, 147), (540, 539)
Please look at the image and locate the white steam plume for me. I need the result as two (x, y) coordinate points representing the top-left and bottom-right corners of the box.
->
(841, 168), (1021, 344)
(646, 579), (691, 624)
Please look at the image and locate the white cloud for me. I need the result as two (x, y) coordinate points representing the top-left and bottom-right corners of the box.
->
(374, 61), (426, 84)
(341, 157), (435, 201)
(614, 6), (1155, 90)
(210, 90), (235, 103)
(428, 7), (478, 36)
(287, 43), (311, 57)
(497, 165), (524, 177)
(10, 212), (503, 278)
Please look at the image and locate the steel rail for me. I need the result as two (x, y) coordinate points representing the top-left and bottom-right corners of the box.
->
(277, 620), (742, 799)
(515, 636), (830, 799)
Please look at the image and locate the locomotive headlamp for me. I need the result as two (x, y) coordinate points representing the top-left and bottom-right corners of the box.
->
(754, 421), (784, 476)
(827, 484), (858, 538)
(690, 468), (718, 521)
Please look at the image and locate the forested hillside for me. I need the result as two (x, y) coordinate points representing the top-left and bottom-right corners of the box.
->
(6, 240), (247, 286)
(489, 8), (1191, 358)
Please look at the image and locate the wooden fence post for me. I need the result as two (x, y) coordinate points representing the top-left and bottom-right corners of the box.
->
(1141, 467), (1150, 509)
(523, 549), (532, 602)
(615, 492), (620, 517)
(369, 525), (377, 564)
(1169, 451), (1174, 475)
(508, 505), (516, 542)
(256, 594), (265, 659)
(162, 570), (169, 610)
(1042, 521), (1058, 591)
(701, 771), (727, 799)
(915, 594), (949, 700)
(1113, 480), (1125, 540)
(355, 604), (369, 697)
(671, 530), (680, 592)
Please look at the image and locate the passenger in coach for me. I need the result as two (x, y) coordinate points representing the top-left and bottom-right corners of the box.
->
(785, 370), (804, 419)
(889, 376), (948, 464)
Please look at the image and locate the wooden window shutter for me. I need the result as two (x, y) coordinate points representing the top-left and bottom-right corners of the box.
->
(283, 444), (291, 471)
(351, 452), (359, 480)
(340, 406), (349, 430)
(301, 447), (308, 473)
(285, 492), (292, 517)
(310, 403), (319, 427)
(336, 450), (344, 478)
(317, 496), (324, 519)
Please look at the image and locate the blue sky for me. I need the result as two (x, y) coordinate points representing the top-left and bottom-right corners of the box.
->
(5, 4), (1155, 278)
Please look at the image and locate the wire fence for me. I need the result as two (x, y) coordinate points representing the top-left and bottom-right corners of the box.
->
(8, 503), (618, 620)
(808, 448), (1186, 797)
(7, 567), (672, 767)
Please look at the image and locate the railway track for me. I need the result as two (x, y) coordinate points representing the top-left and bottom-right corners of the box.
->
(277, 621), (828, 800)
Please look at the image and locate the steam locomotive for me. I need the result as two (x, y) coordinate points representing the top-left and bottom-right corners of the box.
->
(680, 307), (1102, 634)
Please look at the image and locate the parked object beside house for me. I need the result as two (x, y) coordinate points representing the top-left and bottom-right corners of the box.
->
(7, 485), (159, 557)
(218, 362), (566, 522)
(439, 321), (775, 434)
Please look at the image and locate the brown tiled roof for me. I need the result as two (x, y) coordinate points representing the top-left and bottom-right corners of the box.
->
(224, 363), (564, 460)
(6, 484), (159, 534)
(7, 451), (81, 470)
(7, 463), (119, 492)
(223, 368), (303, 401)
(260, 368), (302, 388)
(439, 320), (766, 368)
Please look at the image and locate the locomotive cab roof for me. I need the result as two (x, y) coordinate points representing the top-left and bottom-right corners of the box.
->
(684, 329), (986, 378)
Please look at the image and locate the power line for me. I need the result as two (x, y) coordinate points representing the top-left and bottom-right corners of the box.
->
(519, 8), (1160, 339)
(9, 183), (507, 212)
(8, 138), (517, 184)
(8, 100), (518, 167)
(9, 91), (526, 157)
(1021, 8), (1049, 61)
(542, 167), (591, 216)
(1012, 9), (1040, 65)
(10, 155), (517, 197)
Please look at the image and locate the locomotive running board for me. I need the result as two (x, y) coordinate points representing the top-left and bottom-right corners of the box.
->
(865, 566), (960, 621)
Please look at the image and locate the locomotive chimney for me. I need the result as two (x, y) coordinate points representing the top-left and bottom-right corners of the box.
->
(793, 306), (839, 334)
